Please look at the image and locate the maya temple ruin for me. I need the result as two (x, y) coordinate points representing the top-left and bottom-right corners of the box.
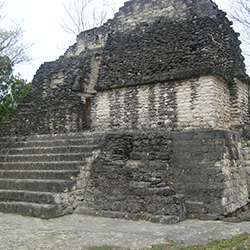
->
(0, 0), (250, 224)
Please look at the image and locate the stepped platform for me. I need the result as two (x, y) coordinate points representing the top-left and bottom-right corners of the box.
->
(0, 132), (102, 218)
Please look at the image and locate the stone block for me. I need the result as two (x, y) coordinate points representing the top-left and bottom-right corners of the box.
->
(149, 215), (162, 223)
(160, 215), (180, 224)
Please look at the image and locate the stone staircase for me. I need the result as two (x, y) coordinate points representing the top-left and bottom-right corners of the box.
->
(0, 132), (99, 218)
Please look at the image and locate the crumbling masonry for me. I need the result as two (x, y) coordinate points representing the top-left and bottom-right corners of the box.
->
(0, 0), (250, 223)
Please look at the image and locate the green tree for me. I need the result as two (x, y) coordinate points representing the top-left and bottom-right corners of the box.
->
(0, 63), (31, 122)
(0, 1), (32, 121)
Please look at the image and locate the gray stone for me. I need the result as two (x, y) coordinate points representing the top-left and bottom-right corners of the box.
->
(160, 215), (180, 224)
(149, 215), (162, 223)
(0, 0), (249, 223)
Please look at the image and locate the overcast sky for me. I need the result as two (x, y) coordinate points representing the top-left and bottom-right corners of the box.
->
(1, 0), (247, 82)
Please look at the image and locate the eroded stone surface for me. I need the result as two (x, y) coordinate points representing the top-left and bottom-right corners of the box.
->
(0, 0), (249, 221)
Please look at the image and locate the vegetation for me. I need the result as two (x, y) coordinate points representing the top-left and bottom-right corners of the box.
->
(0, 1), (31, 122)
(0, 0), (31, 69)
(228, 0), (250, 46)
(0, 66), (31, 121)
(226, 0), (250, 73)
(0, 25), (31, 69)
(84, 233), (250, 250)
(60, 0), (116, 35)
(149, 233), (250, 249)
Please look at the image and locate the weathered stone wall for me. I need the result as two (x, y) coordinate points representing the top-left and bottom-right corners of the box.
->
(0, 48), (98, 136)
(0, 103), (86, 136)
(170, 130), (249, 218)
(230, 78), (250, 126)
(0, 79), (89, 136)
(92, 75), (249, 131)
(73, 130), (249, 220)
(0, 0), (249, 136)
(75, 132), (186, 222)
(0, 0), (249, 221)
(96, 0), (248, 91)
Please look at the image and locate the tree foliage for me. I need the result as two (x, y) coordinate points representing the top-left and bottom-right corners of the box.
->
(0, 26), (31, 69)
(0, 1), (32, 121)
(0, 1), (31, 69)
(0, 66), (31, 122)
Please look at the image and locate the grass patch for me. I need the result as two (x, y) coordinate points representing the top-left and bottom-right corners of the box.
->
(150, 233), (250, 249)
(84, 233), (250, 250)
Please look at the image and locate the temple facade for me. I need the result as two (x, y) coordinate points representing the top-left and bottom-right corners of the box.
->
(0, 0), (249, 223)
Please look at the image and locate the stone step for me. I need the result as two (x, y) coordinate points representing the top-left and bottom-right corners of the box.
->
(1, 145), (97, 155)
(0, 201), (58, 218)
(0, 170), (80, 180)
(0, 190), (57, 204)
(0, 132), (102, 148)
(25, 132), (98, 141)
(0, 153), (88, 162)
(0, 132), (101, 219)
(0, 179), (74, 193)
(0, 161), (85, 170)
(1, 138), (96, 149)
(0, 132), (98, 142)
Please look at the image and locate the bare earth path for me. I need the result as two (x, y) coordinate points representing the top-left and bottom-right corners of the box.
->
(1, 212), (250, 250)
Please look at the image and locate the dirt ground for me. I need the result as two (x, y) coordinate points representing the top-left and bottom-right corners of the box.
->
(1, 212), (250, 249)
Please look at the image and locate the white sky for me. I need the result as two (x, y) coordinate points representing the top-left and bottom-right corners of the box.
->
(1, 0), (248, 82)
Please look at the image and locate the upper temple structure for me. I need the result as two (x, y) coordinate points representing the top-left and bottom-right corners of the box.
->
(0, 0), (250, 223)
